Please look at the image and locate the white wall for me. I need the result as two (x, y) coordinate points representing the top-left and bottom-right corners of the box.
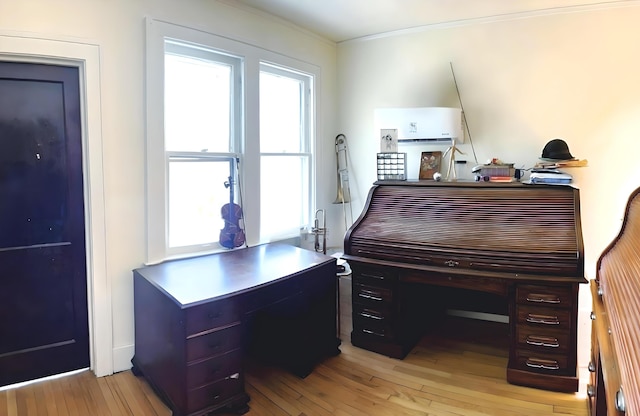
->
(0, 0), (338, 373)
(337, 4), (640, 372)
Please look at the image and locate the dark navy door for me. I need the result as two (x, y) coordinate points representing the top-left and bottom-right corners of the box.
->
(0, 61), (89, 386)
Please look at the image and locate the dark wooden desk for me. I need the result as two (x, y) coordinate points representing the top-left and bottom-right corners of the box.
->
(343, 181), (586, 393)
(131, 243), (340, 416)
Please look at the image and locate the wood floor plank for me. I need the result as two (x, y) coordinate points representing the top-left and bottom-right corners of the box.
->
(41, 379), (61, 416)
(244, 371), (302, 415)
(0, 391), (7, 416)
(117, 371), (162, 415)
(31, 383), (49, 416)
(242, 382), (289, 416)
(19, 385), (38, 415)
(130, 372), (171, 416)
(5, 389), (18, 416)
(99, 374), (132, 415)
(97, 376), (125, 416)
(61, 375), (82, 416)
(78, 371), (112, 416)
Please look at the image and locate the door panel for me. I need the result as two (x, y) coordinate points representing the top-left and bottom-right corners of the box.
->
(0, 61), (89, 387)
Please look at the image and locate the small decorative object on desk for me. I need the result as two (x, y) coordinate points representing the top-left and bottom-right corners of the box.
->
(472, 158), (516, 182)
(377, 152), (407, 181)
(380, 129), (398, 152)
(419, 151), (442, 180)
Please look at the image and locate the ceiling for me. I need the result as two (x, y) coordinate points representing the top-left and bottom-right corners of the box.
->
(226, 0), (630, 42)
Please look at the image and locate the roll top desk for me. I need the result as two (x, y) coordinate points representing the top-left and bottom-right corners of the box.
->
(343, 181), (586, 392)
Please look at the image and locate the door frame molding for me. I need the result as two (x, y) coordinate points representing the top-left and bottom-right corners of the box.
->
(0, 33), (112, 377)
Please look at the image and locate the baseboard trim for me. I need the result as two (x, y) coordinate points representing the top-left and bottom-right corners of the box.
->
(112, 344), (135, 373)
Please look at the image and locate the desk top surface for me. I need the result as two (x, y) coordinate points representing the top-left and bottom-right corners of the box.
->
(134, 243), (335, 307)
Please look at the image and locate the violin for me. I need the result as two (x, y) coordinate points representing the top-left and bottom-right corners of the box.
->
(220, 176), (245, 249)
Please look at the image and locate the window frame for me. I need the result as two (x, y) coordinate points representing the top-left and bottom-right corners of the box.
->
(259, 62), (314, 241)
(145, 18), (319, 265)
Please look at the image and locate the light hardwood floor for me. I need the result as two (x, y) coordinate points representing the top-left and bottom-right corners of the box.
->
(1, 276), (589, 416)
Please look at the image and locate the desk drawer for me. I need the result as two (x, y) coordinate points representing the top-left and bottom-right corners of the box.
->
(242, 278), (302, 314)
(187, 376), (244, 414)
(516, 305), (572, 330)
(353, 305), (391, 325)
(186, 299), (241, 336)
(516, 284), (574, 309)
(187, 349), (242, 389)
(516, 326), (570, 353)
(186, 324), (242, 362)
(352, 266), (397, 288)
(402, 270), (508, 297)
(353, 306), (394, 335)
(513, 349), (572, 376)
(353, 283), (393, 308)
(352, 322), (394, 340)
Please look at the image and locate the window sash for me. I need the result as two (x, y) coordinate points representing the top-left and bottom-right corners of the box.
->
(258, 63), (313, 241)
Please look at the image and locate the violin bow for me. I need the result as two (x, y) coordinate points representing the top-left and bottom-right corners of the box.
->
(234, 156), (249, 248)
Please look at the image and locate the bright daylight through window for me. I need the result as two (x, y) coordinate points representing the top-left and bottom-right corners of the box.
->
(164, 42), (239, 251)
(259, 65), (312, 241)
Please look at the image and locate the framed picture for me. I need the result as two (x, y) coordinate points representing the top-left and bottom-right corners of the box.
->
(379, 128), (398, 152)
(419, 151), (442, 180)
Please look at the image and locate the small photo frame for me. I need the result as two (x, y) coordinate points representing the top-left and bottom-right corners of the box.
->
(419, 151), (442, 180)
(380, 129), (398, 152)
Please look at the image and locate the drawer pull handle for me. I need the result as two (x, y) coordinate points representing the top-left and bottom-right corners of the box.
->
(588, 361), (596, 372)
(526, 294), (560, 304)
(358, 293), (383, 301)
(444, 260), (459, 267)
(525, 358), (559, 371)
(587, 384), (595, 397)
(362, 329), (385, 337)
(361, 273), (385, 280)
(225, 372), (240, 380)
(526, 313), (559, 325)
(212, 394), (221, 401)
(526, 335), (559, 348)
(360, 312), (383, 320)
(615, 387), (626, 412)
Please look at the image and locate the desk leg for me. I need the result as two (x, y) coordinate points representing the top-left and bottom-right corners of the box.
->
(336, 274), (341, 338)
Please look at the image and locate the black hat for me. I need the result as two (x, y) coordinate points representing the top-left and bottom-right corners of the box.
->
(541, 139), (574, 161)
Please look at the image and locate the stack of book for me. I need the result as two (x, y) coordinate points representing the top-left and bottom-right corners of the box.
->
(529, 168), (573, 184)
(477, 163), (515, 182)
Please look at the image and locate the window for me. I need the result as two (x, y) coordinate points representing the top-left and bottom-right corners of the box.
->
(145, 19), (318, 264)
(163, 42), (241, 254)
(259, 64), (313, 241)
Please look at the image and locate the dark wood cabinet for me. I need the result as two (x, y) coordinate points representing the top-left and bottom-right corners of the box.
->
(343, 181), (586, 393)
(131, 243), (340, 416)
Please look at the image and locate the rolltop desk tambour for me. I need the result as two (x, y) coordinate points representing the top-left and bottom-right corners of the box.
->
(589, 186), (640, 416)
(342, 180), (587, 392)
